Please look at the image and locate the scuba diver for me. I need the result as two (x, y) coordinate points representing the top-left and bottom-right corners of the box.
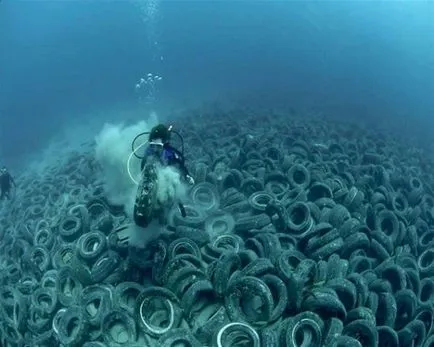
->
(141, 124), (194, 184)
(0, 167), (16, 200)
(131, 124), (194, 228)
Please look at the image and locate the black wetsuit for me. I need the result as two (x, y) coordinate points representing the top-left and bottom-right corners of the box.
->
(0, 172), (15, 200)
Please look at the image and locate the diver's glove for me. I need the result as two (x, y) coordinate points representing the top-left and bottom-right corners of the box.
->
(186, 174), (195, 185)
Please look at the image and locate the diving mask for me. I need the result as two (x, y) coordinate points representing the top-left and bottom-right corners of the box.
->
(149, 140), (164, 153)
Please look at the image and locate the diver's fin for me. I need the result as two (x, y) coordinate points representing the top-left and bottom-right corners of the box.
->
(178, 203), (186, 218)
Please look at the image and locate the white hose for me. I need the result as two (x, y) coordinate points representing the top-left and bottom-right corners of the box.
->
(127, 141), (149, 185)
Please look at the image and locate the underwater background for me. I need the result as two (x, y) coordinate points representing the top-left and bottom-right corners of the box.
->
(1, 1), (434, 346)
(0, 1), (433, 170)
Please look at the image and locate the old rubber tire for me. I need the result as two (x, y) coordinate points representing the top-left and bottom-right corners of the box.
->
(134, 161), (158, 228)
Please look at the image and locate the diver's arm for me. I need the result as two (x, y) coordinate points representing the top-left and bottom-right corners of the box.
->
(10, 174), (16, 187)
(170, 147), (190, 178)
(171, 147), (194, 184)
(177, 157), (190, 179)
(180, 163), (190, 180)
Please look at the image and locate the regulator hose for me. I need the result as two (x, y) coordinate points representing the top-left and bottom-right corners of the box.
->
(131, 127), (185, 160)
(132, 132), (150, 160)
(129, 126), (185, 185)
(171, 129), (185, 155)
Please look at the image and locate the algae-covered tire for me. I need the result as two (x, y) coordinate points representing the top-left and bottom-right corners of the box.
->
(101, 310), (138, 346)
(80, 284), (113, 326)
(31, 287), (58, 318)
(76, 230), (107, 263)
(56, 267), (83, 307)
(114, 282), (144, 316)
(158, 328), (202, 347)
(134, 162), (158, 228)
(135, 286), (183, 338)
(55, 305), (89, 347)
(214, 322), (260, 347)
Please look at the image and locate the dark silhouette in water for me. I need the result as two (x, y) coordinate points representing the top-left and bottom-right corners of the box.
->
(0, 167), (16, 200)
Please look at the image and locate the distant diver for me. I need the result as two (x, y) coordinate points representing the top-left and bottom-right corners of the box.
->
(0, 167), (16, 200)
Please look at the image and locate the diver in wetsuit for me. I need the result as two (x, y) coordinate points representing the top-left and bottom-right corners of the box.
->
(0, 167), (16, 200)
(134, 124), (194, 228)
(141, 124), (194, 184)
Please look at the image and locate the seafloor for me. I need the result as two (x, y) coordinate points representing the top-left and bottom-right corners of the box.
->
(0, 105), (433, 347)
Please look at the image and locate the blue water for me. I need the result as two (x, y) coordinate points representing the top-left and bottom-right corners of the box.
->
(0, 0), (433, 170)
